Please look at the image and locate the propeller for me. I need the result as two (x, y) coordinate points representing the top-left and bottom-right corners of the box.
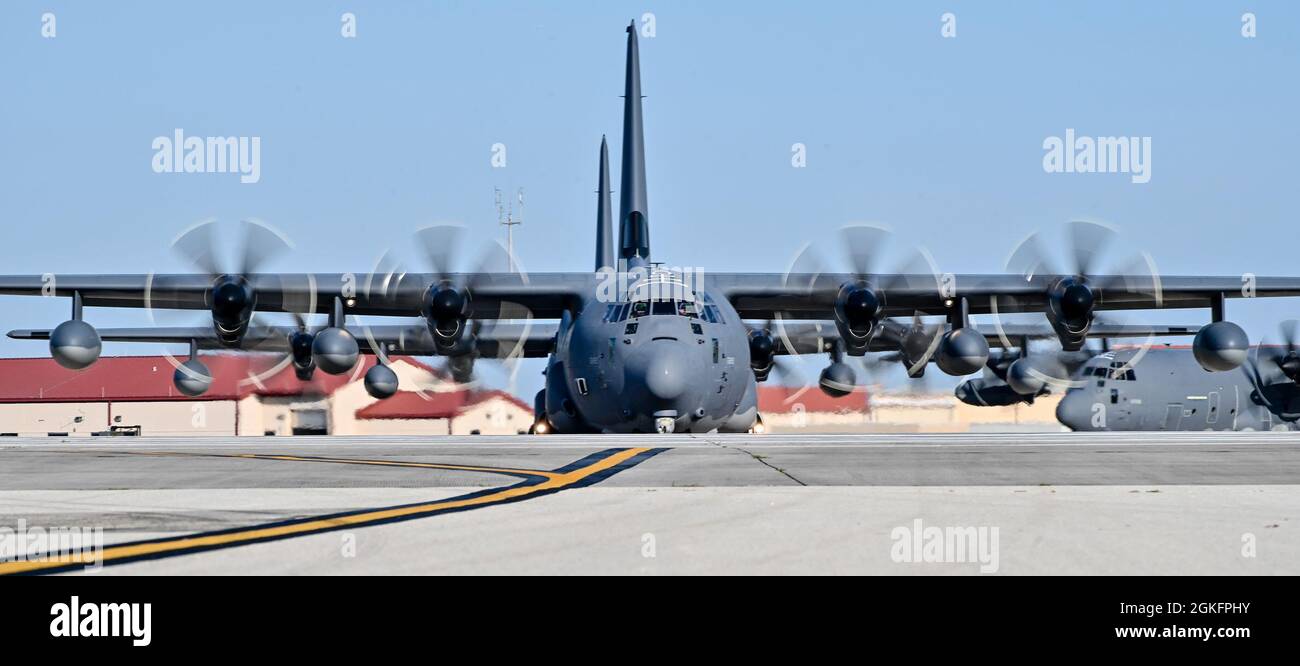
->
(1242, 321), (1300, 422)
(857, 351), (934, 394)
(239, 312), (324, 382)
(996, 220), (1162, 352)
(147, 219), (316, 389)
(744, 320), (809, 385)
(896, 311), (945, 377)
(363, 223), (535, 394)
(782, 225), (943, 340)
(1260, 320), (1300, 382)
(777, 225), (946, 395)
(166, 218), (303, 343)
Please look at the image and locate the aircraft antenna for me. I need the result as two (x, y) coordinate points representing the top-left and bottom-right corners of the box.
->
(496, 187), (524, 273)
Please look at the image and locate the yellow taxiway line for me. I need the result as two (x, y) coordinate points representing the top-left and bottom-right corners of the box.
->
(0, 447), (655, 575)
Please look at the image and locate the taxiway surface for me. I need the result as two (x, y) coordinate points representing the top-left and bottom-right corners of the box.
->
(2, 432), (1297, 574)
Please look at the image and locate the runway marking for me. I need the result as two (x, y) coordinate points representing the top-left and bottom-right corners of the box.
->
(0, 447), (664, 576)
(126, 450), (560, 480)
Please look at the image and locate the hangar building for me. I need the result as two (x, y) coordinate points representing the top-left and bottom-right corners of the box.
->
(0, 355), (533, 437)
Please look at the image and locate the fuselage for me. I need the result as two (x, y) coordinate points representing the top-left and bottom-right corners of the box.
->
(1056, 347), (1299, 431)
(542, 279), (757, 434)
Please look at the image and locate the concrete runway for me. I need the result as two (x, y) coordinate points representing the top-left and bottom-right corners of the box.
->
(1, 432), (1298, 574)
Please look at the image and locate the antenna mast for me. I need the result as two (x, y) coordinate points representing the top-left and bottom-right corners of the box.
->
(496, 187), (524, 273)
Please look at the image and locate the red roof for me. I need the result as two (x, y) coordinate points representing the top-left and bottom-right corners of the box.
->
(757, 385), (870, 414)
(0, 354), (443, 403)
(356, 389), (531, 420)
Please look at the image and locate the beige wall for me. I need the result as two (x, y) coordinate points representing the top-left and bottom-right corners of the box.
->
(327, 380), (373, 436)
(764, 393), (1067, 434)
(350, 418), (451, 436)
(450, 397), (531, 435)
(110, 400), (238, 436)
(0, 392), (1062, 436)
(0, 402), (109, 436)
(0, 401), (239, 437)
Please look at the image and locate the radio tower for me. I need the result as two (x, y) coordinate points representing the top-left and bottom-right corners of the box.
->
(496, 187), (524, 273)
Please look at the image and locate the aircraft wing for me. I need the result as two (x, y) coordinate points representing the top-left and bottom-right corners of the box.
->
(767, 319), (1200, 355)
(715, 273), (1300, 319)
(7, 322), (559, 359)
(0, 273), (590, 320)
(3, 272), (1296, 321)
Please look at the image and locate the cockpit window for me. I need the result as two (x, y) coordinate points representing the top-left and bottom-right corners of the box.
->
(652, 300), (676, 316)
(624, 298), (705, 319)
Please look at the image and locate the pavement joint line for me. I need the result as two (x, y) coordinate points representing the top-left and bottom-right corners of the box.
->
(696, 435), (807, 486)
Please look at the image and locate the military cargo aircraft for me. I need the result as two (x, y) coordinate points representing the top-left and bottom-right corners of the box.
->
(4, 22), (1299, 434)
(1056, 330), (1300, 431)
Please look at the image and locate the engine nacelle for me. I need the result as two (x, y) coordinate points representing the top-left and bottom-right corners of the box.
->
(748, 330), (776, 381)
(290, 330), (316, 380)
(173, 358), (213, 397)
(899, 325), (938, 377)
(818, 361), (856, 397)
(955, 378), (1028, 407)
(1005, 357), (1068, 396)
(447, 354), (475, 384)
(833, 282), (881, 355)
(209, 275), (256, 346)
(1193, 321), (1249, 371)
(49, 320), (102, 370)
(363, 363), (399, 399)
(936, 328), (990, 376)
(1046, 277), (1094, 351)
(422, 284), (470, 354)
(311, 327), (359, 375)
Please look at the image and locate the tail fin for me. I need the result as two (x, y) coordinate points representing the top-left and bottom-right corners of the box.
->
(595, 136), (615, 271)
(618, 20), (650, 266)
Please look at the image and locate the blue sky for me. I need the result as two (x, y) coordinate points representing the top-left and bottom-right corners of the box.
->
(3, 1), (1299, 396)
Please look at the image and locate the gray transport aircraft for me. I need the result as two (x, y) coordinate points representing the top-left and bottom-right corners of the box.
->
(4, 22), (1300, 434)
(1056, 341), (1300, 432)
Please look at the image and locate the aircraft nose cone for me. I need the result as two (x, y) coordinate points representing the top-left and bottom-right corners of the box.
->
(1056, 391), (1091, 431)
(643, 346), (688, 401)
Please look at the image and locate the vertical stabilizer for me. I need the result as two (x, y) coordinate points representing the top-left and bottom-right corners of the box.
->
(618, 21), (650, 265)
(595, 136), (615, 271)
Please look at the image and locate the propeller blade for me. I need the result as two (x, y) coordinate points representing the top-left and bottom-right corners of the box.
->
(771, 356), (815, 389)
(414, 224), (465, 282)
(1065, 220), (1116, 277)
(840, 224), (892, 279)
(237, 219), (291, 276)
(1281, 320), (1299, 352)
(171, 219), (222, 277)
(1004, 231), (1057, 280)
